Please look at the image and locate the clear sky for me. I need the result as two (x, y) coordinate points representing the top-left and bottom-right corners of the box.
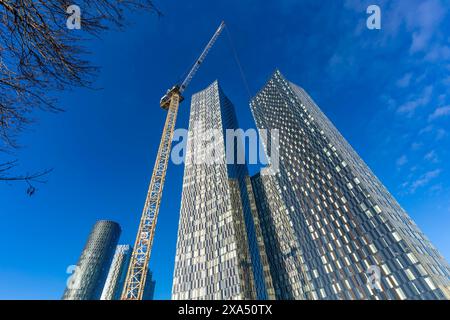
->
(1, 0), (449, 300)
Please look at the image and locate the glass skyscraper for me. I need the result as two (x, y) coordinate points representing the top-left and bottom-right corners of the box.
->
(101, 244), (132, 300)
(249, 70), (450, 300)
(172, 81), (274, 300)
(143, 271), (156, 300)
(100, 244), (155, 300)
(62, 220), (121, 300)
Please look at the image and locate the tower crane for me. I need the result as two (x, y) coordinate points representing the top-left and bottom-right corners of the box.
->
(121, 21), (226, 300)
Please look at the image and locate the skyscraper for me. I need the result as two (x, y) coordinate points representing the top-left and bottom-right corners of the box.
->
(100, 244), (156, 300)
(101, 244), (156, 300)
(62, 220), (121, 300)
(172, 81), (274, 300)
(101, 244), (132, 300)
(249, 70), (450, 300)
(143, 271), (156, 300)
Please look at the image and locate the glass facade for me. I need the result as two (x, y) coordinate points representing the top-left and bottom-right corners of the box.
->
(101, 244), (132, 300)
(62, 220), (121, 300)
(143, 271), (156, 300)
(172, 81), (274, 300)
(249, 70), (450, 300)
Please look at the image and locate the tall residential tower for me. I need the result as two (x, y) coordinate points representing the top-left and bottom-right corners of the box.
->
(249, 70), (450, 300)
(62, 220), (121, 300)
(101, 244), (132, 300)
(172, 81), (274, 300)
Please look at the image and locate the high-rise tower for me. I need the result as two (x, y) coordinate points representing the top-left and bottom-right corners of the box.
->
(172, 81), (274, 300)
(101, 244), (132, 300)
(142, 271), (156, 300)
(249, 70), (450, 300)
(62, 220), (121, 300)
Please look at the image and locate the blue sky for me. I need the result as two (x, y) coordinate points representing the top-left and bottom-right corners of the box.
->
(1, 0), (449, 299)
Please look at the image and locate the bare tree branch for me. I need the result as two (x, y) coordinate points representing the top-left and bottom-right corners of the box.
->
(0, 160), (53, 195)
(0, 0), (160, 191)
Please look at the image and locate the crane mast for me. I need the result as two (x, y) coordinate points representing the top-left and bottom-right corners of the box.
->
(121, 21), (225, 300)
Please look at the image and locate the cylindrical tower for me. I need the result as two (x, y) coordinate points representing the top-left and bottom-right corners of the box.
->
(62, 220), (121, 300)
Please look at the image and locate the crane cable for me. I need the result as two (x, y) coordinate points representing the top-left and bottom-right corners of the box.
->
(176, 24), (252, 100)
(224, 25), (253, 101)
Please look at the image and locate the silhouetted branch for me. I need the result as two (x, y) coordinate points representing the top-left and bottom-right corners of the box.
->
(0, 160), (53, 195)
(0, 0), (160, 190)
